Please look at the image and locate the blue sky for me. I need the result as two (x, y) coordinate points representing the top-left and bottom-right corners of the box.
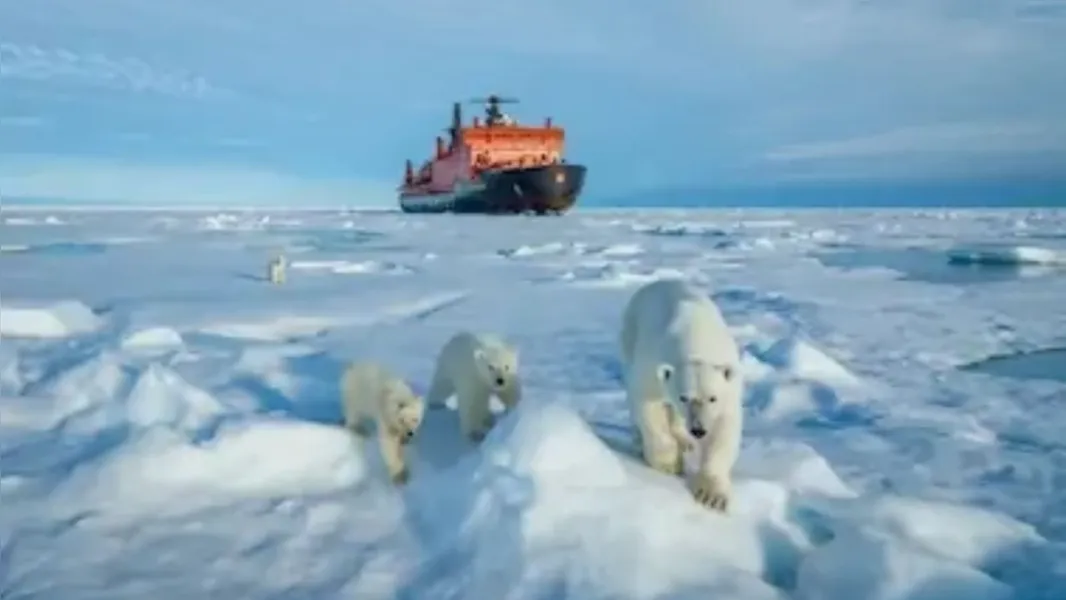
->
(2, 0), (1065, 206)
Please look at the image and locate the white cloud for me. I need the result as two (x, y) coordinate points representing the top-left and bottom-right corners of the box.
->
(0, 155), (395, 207)
(0, 43), (225, 100)
(765, 120), (1066, 161)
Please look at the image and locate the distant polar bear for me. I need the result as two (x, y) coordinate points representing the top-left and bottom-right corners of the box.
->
(340, 362), (425, 485)
(426, 331), (522, 442)
(620, 278), (744, 512)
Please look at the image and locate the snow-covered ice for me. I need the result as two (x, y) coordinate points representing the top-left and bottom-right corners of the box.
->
(1, 207), (1064, 599)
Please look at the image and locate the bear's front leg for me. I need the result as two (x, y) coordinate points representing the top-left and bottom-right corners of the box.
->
(638, 402), (683, 476)
(378, 430), (409, 485)
(457, 383), (493, 442)
(691, 414), (741, 512)
(498, 378), (522, 410)
(667, 403), (696, 453)
(691, 472), (731, 512)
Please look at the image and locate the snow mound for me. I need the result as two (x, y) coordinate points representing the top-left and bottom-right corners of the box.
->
(499, 241), (644, 259)
(498, 241), (572, 257)
(123, 362), (228, 434)
(120, 327), (184, 352)
(740, 219), (797, 229)
(0, 344), (22, 395)
(795, 528), (1012, 600)
(0, 300), (104, 339)
(53, 418), (366, 522)
(289, 259), (414, 275)
(594, 242), (645, 257)
(817, 494), (1044, 567)
(737, 440), (858, 499)
(557, 262), (691, 288)
(633, 222), (728, 238)
(199, 316), (334, 342)
(198, 213), (269, 231)
(756, 337), (863, 389)
(2, 215), (65, 226)
(745, 336), (867, 422)
(947, 244), (1066, 266)
(32, 352), (130, 432)
(24, 355), (228, 439)
(401, 402), (1043, 598)
(403, 401), (785, 598)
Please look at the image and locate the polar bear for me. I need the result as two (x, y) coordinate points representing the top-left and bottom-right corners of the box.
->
(426, 331), (522, 442)
(267, 253), (287, 285)
(620, 278), (744, 512)
(340, 362), (425, 484)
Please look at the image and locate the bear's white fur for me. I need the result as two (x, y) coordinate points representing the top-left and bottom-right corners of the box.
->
(340, 362), (425, 484)
(267, 254), (287, 285)
(426, 331), (521, 442)
(620, 278), (744, 512)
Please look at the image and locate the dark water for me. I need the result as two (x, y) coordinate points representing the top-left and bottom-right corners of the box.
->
(813, 245), (1062, 285)
(959, 348), (1066, 383)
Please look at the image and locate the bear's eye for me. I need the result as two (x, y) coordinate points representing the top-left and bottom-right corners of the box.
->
(722, 367), (733, 381)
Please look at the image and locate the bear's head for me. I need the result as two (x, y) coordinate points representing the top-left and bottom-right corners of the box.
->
(656, 359), (740, 439)
(384, 381), (425, 445)
(473, 343), (519, 393)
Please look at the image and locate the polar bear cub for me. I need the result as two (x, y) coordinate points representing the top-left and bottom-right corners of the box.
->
(620, 278), (744, 512)
(426, 331), (522, 442)
(267, 253), (287, 284)
(340, 362), (425, 484)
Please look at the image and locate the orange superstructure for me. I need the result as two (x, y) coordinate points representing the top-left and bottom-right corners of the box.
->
(462, 116), (565, 173)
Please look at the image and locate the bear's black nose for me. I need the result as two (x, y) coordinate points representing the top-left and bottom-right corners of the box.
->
(690, 426), (707, 439)
(496, 377), (505, 387)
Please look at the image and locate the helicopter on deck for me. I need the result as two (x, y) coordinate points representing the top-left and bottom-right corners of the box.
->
(469, 94), (520, 127)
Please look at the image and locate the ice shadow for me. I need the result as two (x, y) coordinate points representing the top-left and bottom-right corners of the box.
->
(226, 350), (347, 425)
(230, 270), (269, 283)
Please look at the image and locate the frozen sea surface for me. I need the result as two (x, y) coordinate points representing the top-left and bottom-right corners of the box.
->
(1, 207), (1064, 599)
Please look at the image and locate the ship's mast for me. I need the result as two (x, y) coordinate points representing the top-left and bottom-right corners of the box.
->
(448, 102), (462, 150)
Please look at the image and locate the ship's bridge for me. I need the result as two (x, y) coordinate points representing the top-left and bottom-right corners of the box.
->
(462, 115), (565, 172)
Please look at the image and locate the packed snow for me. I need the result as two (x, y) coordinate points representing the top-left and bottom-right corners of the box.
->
(1, 207), (1064, 600)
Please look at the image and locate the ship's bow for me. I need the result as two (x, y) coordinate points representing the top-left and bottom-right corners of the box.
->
(485, 163), (587, 214)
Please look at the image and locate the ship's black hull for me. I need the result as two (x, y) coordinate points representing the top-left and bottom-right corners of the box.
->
(399, 163), (586, 215)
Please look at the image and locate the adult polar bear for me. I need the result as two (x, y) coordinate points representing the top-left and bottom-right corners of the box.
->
(620, 278), (744, 512)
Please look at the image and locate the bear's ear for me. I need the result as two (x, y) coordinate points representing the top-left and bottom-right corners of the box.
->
(473, 348), (486, 367)
(656, 364), (674, 382)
